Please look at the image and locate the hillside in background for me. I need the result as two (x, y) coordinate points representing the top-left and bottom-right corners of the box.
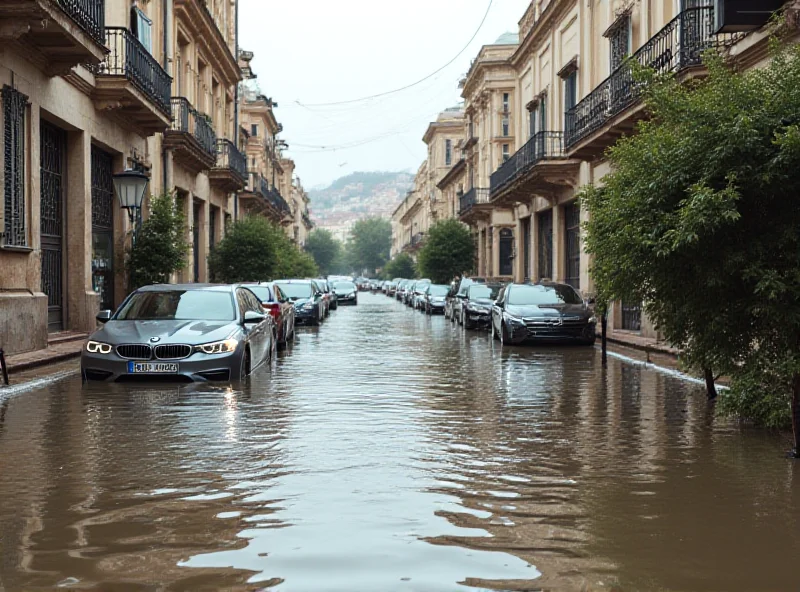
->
(309, 171), (414, 240)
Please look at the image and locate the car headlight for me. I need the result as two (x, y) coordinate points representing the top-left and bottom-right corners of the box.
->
(588, 315), (597, 324)
(466, 304), (485, 313)
(503, 313), (525, 324)
(86, 340), (112, 354)
(302, 302), (315, 310)
(195, 338), (238, 355)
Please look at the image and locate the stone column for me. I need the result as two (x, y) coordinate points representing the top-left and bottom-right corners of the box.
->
(552, 203), (564, 283)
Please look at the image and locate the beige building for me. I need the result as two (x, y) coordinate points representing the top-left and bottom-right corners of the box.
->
(0, 1), (310, 356)
(449, 0), (772, 341)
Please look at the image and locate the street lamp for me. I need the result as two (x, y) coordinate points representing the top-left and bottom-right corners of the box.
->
(112, 169), (149, 243)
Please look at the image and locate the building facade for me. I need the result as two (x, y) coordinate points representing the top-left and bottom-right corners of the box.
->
(0, 0), (310, 356)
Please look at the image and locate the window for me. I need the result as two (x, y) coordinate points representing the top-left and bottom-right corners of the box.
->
(502, 144), (510, 162)
(251, 123), (258, 137)
(609, 16), (631, 71)
(529, 107), (538, 138)
(502, 92), (510, 112)
(502, 117), (510, 137)
(564, 202), (581, 289)
(131, 7), (152, 53)
(539, 95), (547, 133)
(3, 85), (27, 247)
(564, 71), (578, 131)
(445, 139), (452, 166)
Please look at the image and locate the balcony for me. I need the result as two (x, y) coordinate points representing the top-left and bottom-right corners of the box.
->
(464, 122), (478, 149)
(488, 131), (577, 205)
(92, 27), (171, 134)
(210, 139), (247, 192)
(267, 187), (293, 223)
(458, 187), (491, 222)
(0, 0), (107, 75)
(302, 211), (314, 229)
(164, 97), (217, 172)
(174, 0), (239, 85)
(565, 6), (727, 158)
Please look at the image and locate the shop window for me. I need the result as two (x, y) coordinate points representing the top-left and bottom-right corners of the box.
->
(2, 85), (27, 247)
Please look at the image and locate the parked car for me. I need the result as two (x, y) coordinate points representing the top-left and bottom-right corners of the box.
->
(412, 279), (431, 310)
(356, 277), (370, 291)
(423, 284), (450, 315)
(81, 284), (274, 383)
(491, 282), (596, 345)
(246, 282), (295, 349)
(403, 280), (417, 306)
(388, 278), (402, 296)
(396, 279), (411, 302)
(316, 279), (336, 314)
(460, 283), (503, 329)
(448, 277), (486, 323)
(332, 280), (358, 305)
(276, 280), (326, 325)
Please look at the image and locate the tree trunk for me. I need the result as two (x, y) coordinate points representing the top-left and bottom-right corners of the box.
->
(703, 367), (717, 401)
(792, 373), (800, 458)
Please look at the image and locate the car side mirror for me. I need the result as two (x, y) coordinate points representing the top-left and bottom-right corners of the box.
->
(586, 296), (596, 305)
(243, 310), (265, 324)
(495, 301), (503, 309)
(96, 310), (112, 323)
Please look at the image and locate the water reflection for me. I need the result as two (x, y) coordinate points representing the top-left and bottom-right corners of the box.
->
(0, 293), (798, 591)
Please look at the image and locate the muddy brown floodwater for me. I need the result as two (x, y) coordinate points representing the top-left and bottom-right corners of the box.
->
(1, 293), (799, 591)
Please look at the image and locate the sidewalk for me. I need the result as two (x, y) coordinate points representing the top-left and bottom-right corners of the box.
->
(3, 331), (87, 375)
(600, 329), (680, 357)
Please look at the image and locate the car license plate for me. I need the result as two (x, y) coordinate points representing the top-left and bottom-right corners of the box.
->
(128, 362), (179, 374)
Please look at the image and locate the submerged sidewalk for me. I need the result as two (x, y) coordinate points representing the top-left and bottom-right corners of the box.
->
(3, 331), (87, 377)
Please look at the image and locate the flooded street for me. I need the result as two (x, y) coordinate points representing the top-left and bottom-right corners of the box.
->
(1, 293), (799, 591)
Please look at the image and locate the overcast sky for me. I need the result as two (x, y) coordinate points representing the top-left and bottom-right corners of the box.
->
(238, 0), (530, 189)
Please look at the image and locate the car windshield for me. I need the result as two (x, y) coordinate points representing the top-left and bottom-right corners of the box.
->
(276, 283), (313, 299)
(507, 284), (583, 306)
(248, 286), (273, 302)
(335, 282), (356, 291)
(457, 278), (476, 295)
(429, 285), (449, 296)
(116, 290), (235, 321)
(468, 285), (501, 300)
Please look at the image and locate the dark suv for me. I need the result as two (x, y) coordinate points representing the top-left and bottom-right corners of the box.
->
(447, 277), (485, 323)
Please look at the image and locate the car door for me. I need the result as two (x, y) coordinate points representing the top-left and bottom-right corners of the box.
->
(492, 286), (506, 334)
(237, 288), (268, 367)
(247, 288), (273, 362)
(273, 284), (291, 337)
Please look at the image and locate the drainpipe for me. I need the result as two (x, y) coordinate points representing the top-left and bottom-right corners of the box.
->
(162, 0), (173, 195)
(233, 0), (240, 219)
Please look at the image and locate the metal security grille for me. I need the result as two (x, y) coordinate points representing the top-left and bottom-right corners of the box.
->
(498, 228), (514, 276)
(3, 86), (27, 247)
(564, 203), (581, 289)
(522, 217), (531, 281)
(537, 209), (553, 280)
(209, 206), (217, 250)
(621, 301), (642, 331)
(609, 17), (630, 71)
(193, 203), (201, 282)
(91, 146), (115, 310)
(40, 121), (66, 331)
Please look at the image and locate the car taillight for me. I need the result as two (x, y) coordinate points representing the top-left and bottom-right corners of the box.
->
(263, 302), (281, 319)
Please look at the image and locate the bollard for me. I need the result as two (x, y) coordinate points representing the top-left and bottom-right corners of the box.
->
(0, 348), (8, 386)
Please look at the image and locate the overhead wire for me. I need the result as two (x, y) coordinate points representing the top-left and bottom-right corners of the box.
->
(291, 0), (493, 108)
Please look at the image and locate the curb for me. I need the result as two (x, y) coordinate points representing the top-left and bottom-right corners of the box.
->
(7, 349), (82, 374)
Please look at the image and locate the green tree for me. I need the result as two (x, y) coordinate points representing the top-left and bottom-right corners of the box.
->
(304, 229), (342, 276)
(383, 253), (417, 279)
(209, 216), (317, 282)
(580, 40), (800, 452)
(348, 217), (391, 274)
(127, 192), (189, 288)
(416, 219), (474, 284)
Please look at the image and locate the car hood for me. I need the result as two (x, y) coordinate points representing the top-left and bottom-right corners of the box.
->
(467, 298), (494, 308)
(93, 319), (238, 345)
(292, 297), (313, 306)
(505, 303), (589, 318)
(334, 288), (355, 294)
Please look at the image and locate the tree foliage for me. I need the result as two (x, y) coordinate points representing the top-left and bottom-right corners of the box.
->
(127, 192), (189, 288)
(416, 219), (474, 284)
(383, 253), (417, 280)
(304, 229), (342, 276)
(208, 216), (318, 282)
(348, 217), (391, 274)
(580, 40), (800, 440)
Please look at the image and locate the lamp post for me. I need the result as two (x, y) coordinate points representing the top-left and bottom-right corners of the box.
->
(112, 169), (150, 245)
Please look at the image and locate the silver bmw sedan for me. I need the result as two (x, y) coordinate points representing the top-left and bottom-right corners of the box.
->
(81, 284), (274, 383)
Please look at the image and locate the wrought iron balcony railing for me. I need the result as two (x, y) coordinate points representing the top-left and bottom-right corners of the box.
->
(214, 138), (247, 180)
(170, 97), (217, 157)
(96, 28), (171, 115)
(459, 187), (490, 215)
(302, 211), (313, 227)
(268, 187), (291, 215)
(58, 0), (105, 44)
(489, 131), (564, 196)
(565, 6), (721, 149)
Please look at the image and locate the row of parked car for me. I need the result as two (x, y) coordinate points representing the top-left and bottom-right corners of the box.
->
(380, 277), (597, 346)
(81, 277), (362, 384)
